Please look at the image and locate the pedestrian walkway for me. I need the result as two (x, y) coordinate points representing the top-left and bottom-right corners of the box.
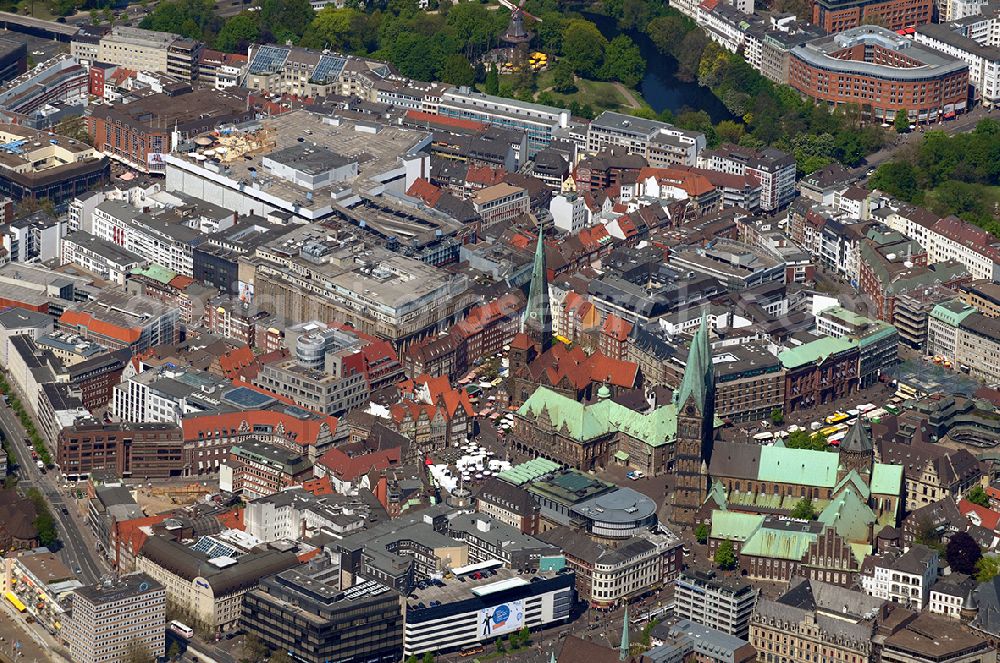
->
(0, 605), (53, 662)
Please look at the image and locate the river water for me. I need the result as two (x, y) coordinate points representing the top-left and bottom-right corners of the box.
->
(584, 12), (734, 122)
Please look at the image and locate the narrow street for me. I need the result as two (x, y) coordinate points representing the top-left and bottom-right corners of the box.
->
(1, 399), (106, 586)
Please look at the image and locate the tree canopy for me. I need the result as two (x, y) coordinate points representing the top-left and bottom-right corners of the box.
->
(946, 532), (982, 575)
(714, 540), (737, 570)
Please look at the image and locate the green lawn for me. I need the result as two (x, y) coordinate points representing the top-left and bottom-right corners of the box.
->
(486, 68), (651, 115)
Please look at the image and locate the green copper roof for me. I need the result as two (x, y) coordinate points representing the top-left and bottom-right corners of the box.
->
(850, 542), (872, 565)
(779, 336), (858, 369)
(833, 469), (871, 501)
(758, 446), (840, 487)
(741, 526), (817, 560)
(676, 316), (714, 413)
(496, 458), (560, 485)
(707, 480), (728, 510)
(930, 301), (977, 327)
(870, 463), (904, 495)
(131, 263), (177, 285)
(518, 386), (679, 447)
(710, 510), (764, 542)
(523, 226), (552, 346)
(620, 603), (629, 661)
(819, 485), (876, 544)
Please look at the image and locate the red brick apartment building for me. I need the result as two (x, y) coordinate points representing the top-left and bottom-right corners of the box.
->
(790, 27), (969, 124)
(811, 0), (932, 33)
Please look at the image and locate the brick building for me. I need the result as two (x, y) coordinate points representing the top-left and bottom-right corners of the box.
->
(790, 27), (968, 124)
(811, 0), (933, 33)
(57, 422), (184, 481)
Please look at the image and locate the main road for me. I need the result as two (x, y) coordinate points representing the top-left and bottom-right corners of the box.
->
(0, 402), (105, 585)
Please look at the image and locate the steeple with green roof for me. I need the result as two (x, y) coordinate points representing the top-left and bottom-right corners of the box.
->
(523, 224), (552, 351)
(670, 316), (717, 527)
(620, 603), (630, 661)
(675, 315), (715, 414)
(838, 418), (874, 481)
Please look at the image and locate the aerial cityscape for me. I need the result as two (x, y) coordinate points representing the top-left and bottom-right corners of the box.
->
(3, 0), (1000, 659)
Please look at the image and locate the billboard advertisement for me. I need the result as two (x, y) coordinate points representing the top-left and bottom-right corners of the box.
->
(477, 599), (524, 640)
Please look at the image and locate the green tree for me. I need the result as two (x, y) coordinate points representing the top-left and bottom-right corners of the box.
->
(495, 636), (505, 653)
(26, 488), (57, 547)
(406, 657), (418, 663)
(89, 8), (99, 24)
(978, 555), (1000, 582)
(695, 523), (709, 544)
(421, 652), (435, 663)
(968, 484), (991, 507)
(769, 409), (784, 426)
(517, 626), (530, 648)
(167, 642), (182, 660)
(791, 497), (816, 520)
(869, 161), (920, 201)
(439, 53), (475, 87)
(716, 120), (745, 145)
(561, 19), (607, 78)
(599, 34), (645, 88)
(214, 13), (259, 53)
(484, 62), (499, 95)
(551, 59), (576, 93)
(947, 531), (983, 575)
(241, 635), (268, 663)
(895, 108), (910, 133)
(785, 430), (831, 452)
(714, 540), (737, 570)
(536, 12), (566, 53)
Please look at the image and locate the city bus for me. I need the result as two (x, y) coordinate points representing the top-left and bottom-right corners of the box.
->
(820, 424), (849, 438)
(170, 620), (194, 639)
(825, 412), (850, 425)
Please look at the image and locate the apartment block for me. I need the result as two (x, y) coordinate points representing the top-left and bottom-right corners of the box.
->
(64, 573), (165, 663)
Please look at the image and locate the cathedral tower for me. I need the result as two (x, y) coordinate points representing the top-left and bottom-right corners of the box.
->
(522, 226), (552, 352)
(670, 317), (716, 527)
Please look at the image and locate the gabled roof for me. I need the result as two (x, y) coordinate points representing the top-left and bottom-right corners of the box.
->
(710, 510), (765, 542)
(840, 419), (872, 454)
(819, 485), (876, 544)
(959, 499), (1000, 531)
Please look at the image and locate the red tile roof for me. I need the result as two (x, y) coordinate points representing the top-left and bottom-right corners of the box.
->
(60, 309), (141, 344)
(181, 409), (337, 448)
(466, 165), (507, 186)
(216, 507), (244, 530)
(405, 110), (487, 132)
(317, 446), (401, 482)
(218, 345), (256, 379)
(637, 167), (716, 197)
(601, 314), (633, 342)
(407, 177), (443, 207)
(959, 499), (1000, 531)
(301, 475), (334, 496)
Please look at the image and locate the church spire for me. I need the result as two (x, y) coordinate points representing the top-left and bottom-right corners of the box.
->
(523, 224), (552, 351)
(675, 315), (714, 414)
(620, 603), (630, 661)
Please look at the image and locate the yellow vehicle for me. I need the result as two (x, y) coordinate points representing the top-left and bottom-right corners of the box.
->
(825, 412), (849, 425)
(820, 424), (849, 438)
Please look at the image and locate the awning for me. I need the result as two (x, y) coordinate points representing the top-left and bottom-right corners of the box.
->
(614, 451), (630, 461)
(5, 591), (26, 612)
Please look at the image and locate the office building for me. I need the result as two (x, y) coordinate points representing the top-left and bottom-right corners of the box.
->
(59, 288), (179, 353)
(63, 573), (165, 663)
(587, 111), (706, 167)
(135, 536), (299, 633)
(60, 231), (145, 286)
(915, 23), (1000, 107)
(674, 570), (759, 640)
(402, 566), (575, 657)
(242, 570), (403, 663)
(437, 88), (570, 156)
(72, 26), (202, 81)
(57, 422), (184, 482)
(0, 123), (108, 208)
(698, 144), (796, 211)
(472, 182), (530, 228)
(219, 440), (313, 499)
(810, 0), (933, 32)
(88, 89), (253, 173)
(537, 527), (682, 608)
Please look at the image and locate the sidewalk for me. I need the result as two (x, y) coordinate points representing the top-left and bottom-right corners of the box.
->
(0, 600), (57, 663)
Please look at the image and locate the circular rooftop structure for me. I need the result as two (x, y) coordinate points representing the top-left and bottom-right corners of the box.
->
(569, 487), (657, 539)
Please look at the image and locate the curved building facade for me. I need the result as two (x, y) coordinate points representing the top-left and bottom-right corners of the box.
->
(789, 27), (970, 123)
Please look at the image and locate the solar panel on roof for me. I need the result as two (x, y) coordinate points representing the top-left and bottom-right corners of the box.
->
(248, 45), (290, 75)
(311, 54), (346, 84)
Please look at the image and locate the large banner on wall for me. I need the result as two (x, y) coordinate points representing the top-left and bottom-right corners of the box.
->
(477, 600), (524, 640)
